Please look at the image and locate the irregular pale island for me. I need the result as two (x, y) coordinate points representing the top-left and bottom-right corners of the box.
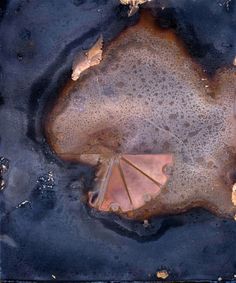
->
(45, 13), (236, 220)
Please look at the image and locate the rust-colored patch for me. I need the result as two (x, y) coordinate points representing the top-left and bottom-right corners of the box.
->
(88, 154), (173, 213)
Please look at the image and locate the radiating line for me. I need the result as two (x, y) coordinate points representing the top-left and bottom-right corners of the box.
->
(118, 159), (134, 207)
(121, 156), (162, 188)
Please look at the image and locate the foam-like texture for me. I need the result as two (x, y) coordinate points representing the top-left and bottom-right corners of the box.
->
(46, 15), (236, 219)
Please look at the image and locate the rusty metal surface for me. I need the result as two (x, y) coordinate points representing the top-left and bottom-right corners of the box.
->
(0, 0), (236, 281)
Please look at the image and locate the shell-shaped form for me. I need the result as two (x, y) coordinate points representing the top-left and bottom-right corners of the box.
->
(89, 154), (173, 213)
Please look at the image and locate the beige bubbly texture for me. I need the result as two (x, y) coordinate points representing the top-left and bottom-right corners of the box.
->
(46, 14), (236, 219)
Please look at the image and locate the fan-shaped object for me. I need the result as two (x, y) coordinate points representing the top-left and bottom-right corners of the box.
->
(88, 154), (173, 213)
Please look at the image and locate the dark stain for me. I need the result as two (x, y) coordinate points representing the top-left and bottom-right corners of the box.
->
(0, 91), (4, 106)
(19, 28), (31, 41)
(16, 52), (23, 61)
(71, 0), (85, 7)
(0, 0), (8, 21)
(29, 173), (56, 220)
(88, 207), (214, 242)
(101, 216), (184, 242)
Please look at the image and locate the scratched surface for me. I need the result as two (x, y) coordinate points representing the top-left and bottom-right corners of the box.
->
(0, 0), (236, 281)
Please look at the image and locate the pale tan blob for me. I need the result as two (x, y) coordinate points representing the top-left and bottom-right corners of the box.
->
(46, 13), (236, 219)
(156, 270), (169, 279)
(232, 183), (236, 206)
(72, 35), (103, 81)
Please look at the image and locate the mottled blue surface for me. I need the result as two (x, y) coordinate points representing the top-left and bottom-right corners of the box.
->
(0, 0), (236, 280)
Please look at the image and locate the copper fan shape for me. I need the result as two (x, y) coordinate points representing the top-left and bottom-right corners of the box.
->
(89, 154), (173, 213)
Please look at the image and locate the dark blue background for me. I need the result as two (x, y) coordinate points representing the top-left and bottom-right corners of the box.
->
(0, 0), (236, 280)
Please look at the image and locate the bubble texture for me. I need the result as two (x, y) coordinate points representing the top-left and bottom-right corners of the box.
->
(46, 18), (236, 218)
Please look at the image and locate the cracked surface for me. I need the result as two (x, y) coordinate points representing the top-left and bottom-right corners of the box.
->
(46, 14), (236, 219)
